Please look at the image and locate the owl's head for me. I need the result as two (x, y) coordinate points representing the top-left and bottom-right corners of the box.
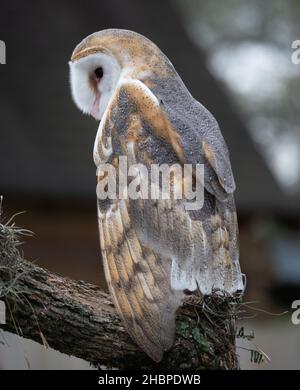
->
(69, 29), (174, 120)
(69, 43), (121, 120)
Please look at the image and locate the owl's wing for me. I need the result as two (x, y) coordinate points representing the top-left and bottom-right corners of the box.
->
(161, 97), (236, 202)
(98, 198), (182, 362)
(95, 81), (184, 362)
(155, 91), (244, 295)
(95, 80), (243, 361)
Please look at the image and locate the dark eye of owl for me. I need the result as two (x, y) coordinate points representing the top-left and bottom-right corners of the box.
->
(94, 67), (104, 81)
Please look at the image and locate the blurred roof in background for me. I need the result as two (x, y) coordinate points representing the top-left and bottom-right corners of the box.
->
(0, 0), (299, 215)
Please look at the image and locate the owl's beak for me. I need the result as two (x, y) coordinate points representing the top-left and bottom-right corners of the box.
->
(91, 93), (101, 120)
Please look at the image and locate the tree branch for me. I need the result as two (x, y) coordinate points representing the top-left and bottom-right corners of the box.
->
(0, 258), (239, 369)
(0, 202), (239, 369)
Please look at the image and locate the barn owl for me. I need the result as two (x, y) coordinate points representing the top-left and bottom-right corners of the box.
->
(69, 29), (244, 362)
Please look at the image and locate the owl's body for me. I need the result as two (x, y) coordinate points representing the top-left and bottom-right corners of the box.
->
(69, 29), (244, 362)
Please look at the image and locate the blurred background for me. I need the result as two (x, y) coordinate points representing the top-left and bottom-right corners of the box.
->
(0, 0), (300, 369)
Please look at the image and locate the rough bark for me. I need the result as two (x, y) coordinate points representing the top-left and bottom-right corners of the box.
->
(0, 258), (239, 369)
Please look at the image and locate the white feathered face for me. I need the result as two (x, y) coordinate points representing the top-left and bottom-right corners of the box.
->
(69, 53), (121, 120)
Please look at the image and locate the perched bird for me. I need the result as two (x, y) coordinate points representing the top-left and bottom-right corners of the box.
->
(69, 29), (244, 362)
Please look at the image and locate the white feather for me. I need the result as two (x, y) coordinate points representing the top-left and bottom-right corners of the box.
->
(69, 53), (121, 119)
(122, 79), (159, 105)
